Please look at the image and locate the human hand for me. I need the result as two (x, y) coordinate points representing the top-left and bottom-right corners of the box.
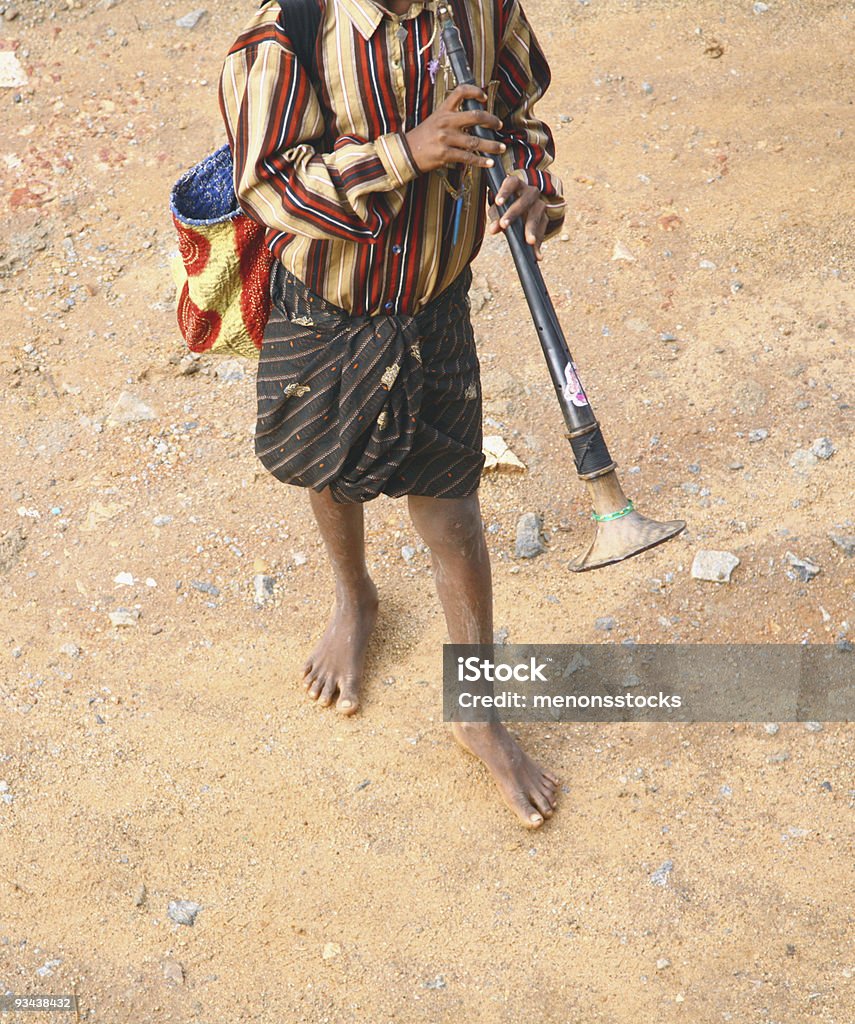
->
(405, 85), (506, 173)
(487, 174), (549, 261)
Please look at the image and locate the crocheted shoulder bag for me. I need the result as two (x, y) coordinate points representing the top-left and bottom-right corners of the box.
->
(169, 0), (322, 359)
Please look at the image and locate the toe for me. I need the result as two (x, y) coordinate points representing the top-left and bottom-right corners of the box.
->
(336, 677), (360, 715)
(530, 786), (554, 818)
(307, 673), (325, 700)
(318, 676), (338, 707)
(506, 788), (544, 828)
(540, 777), (558, 806)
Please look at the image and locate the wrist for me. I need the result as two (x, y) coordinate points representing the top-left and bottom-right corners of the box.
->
(376, 131), (420, 187)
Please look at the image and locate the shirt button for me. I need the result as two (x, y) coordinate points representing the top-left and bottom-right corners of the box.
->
(392, 244), (402, 254)
(384, 301), (394, 311)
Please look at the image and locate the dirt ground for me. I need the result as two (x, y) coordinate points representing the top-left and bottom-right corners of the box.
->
(1, 0), (853, 1021)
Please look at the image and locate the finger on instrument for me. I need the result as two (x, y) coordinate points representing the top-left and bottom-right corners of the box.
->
(498, 190), (534, 228)
(440, 84), (488, 110)
(449, 130), (505, 155)
(451, 109), (503, 132)
(524, 203), (547, 243)
(493, 174), (523, 208)
(528, 206), (548, 259)
(445, 147), (495, 168)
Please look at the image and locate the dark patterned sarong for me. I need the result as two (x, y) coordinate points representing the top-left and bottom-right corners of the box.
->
(254, 262), (484, 503)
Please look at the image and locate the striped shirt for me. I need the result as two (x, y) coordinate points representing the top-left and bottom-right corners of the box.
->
(219, 0), (565, 316)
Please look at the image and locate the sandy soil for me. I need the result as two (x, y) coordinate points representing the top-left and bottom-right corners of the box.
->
(1, 0), (853, 1021)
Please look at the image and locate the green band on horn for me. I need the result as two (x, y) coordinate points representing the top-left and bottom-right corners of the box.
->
(591, 500), (634, 523)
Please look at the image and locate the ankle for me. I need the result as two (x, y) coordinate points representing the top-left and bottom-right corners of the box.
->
(334, 575), (377, 607)
(452, 718), (500, 735)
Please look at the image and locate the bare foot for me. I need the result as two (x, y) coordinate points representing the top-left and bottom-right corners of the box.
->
(452, 720), (559, 827)
(302, 579), (378, 715)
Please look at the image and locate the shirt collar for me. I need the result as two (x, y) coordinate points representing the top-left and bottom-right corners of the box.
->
(337, 0), (429, 40)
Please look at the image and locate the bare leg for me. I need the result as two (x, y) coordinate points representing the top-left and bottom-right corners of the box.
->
(301, 487), (378, 715)
(408, 491), (559, 827)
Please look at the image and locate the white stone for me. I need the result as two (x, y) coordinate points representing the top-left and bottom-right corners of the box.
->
(691, 550), (740, 583)
(106, 391), (156, 426)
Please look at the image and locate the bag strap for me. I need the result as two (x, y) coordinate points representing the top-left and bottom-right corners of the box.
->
(268, 0), (323, 79)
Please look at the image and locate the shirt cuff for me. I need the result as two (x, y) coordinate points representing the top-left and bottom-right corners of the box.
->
(543, 198), (566, 239)
(375, 132), (419, 188)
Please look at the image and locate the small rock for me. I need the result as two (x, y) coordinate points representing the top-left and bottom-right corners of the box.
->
(810, 437), (835, 460)
(789, 448), (818, 472)
(595, 616), (616, 631)
(133, 884), (147, 907)
(767, 751), (790, 763)
(728, 461), (744, 470)
(176, 8), (206, 29)
(784, 551), (820, 582)
(494, 627), (510, 645)
(698, 259), (717, 270)
(0, 50), (26, 87)
(293, 551), (307, 566)
(468, 275), (493, 315)
(114, 571), (135, 587)
(424, 975), (447, 989)
(764, 723), (780, 735)
(4, 8), (20, 22)
(161, 958), (185, 984)
(177, 353), (201, 376)
(656, 958), (671, 970)
(106, 391), (156, 426)
(804, 721), (823, 733)
(611, 240), (636, 263)
(650, 859), (673, 887)
(401, 545), (416, 562)
(641, 81), (654, 95)
(322, 942), (341, 960)
(515, 512), (545, 558)
(191, 580), (220, 597)
(108, 608), (140, 628)
(36, 959), (62, 978)
(828, 532), (855, 558)
(483, 435), (526, 473)
(691, 550), (740, 583)
(167, 899), (201, 926)
(253, 574), (275, 606)
(153, 514), (173, 527)
(748, 429), (768, 443)
(59, 642), (80, 659)
(753, 2), (770, 12)
(214, 358), (245, 382)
